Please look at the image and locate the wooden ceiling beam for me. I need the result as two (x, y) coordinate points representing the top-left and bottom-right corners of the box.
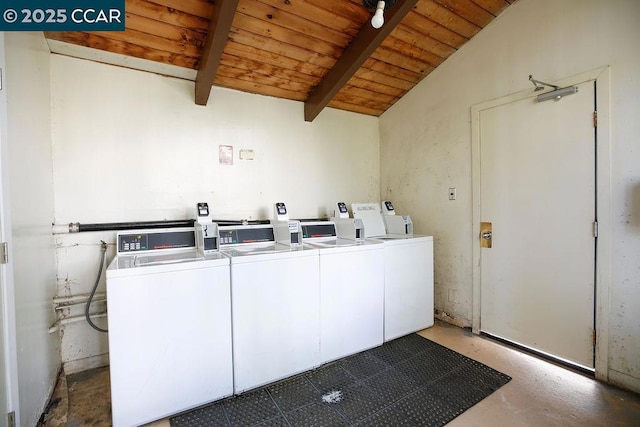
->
(195, 0), (239, 106)
(304, 0), (418, 122)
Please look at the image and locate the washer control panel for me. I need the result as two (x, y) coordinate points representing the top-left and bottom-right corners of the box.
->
(117, 228), (196, 254)
(219, 226), (275, 246)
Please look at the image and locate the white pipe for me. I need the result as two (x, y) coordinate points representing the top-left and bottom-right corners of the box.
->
(52, 224), (72, 234)
(54, 298), (105, 311)
(53, 292), (106, 305)
(49, 312), (108, 333)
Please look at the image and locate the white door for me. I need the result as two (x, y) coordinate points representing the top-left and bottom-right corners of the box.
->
(479, 81), (595, 369)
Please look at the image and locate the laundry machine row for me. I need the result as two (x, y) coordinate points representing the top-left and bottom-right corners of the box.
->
(105, 201), (433, 426)
(220, 202), (387, 393)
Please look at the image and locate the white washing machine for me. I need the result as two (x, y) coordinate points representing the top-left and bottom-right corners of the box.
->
(352, 202), (434, 342)
(106, 228), (233, 427)
(301, 220), (385, 364)
(219, 224), (320, 394)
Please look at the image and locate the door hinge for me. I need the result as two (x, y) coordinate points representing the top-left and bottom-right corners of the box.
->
(0, 242), (7, 264)
(7, 411), (15, 427)
(593, 111), (598, 128)
(592, 330), (597, 348)
(593, 221), (598, 238)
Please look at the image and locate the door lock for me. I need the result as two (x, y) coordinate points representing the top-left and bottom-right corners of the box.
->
(480, 222), (492, 248)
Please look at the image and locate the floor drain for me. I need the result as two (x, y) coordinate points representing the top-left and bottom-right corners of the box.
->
(321, 390), (343, 404)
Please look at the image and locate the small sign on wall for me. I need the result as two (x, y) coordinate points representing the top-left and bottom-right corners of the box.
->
(219, 145), (233, 165)
(239, 149), (255, 160)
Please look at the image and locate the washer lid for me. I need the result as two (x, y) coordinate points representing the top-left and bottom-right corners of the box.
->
(370, 234), (433, 245)
(305, 238), (383, 253)
(222, 243), (286, 256)
(107, 248), (229, 276)
(221, 243), (318, 262)
(134, 250), (202, 266)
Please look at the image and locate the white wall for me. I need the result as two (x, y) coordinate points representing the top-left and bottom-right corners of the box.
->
(5, 32), (59, 426)
(380, 0), (640, 392)
(50, 55), (380, 370)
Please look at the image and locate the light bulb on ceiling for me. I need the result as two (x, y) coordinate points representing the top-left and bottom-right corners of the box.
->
(371, 1), (385, 29)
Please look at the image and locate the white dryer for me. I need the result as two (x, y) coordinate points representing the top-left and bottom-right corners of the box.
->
(106, 228), (233, 427)
(301, 220), (384, 364)
(219, 224), (320, 394)
(352, 202), (434, 342)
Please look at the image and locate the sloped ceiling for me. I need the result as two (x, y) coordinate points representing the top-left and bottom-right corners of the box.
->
(45, 0), (517, 120)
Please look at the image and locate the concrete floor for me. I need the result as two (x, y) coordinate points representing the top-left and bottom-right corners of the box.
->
(45, 320), (640, 426)
(421, 322), (640, 426)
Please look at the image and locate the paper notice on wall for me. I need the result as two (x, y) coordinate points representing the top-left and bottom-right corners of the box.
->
(239, 149), (255, 160)
(219, 145), (233, 165)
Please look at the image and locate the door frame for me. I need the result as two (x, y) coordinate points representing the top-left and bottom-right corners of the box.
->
(471, 66), (611, 381)
(0, 32), (21, 423)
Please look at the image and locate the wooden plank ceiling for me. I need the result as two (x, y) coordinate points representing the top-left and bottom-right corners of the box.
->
(45, 0), (517, 120)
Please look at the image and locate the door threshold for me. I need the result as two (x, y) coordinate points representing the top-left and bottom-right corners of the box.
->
(480, 332), (595, 377)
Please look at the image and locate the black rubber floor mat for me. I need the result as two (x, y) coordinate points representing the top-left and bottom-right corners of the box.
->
(170, 333), (511, 426)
